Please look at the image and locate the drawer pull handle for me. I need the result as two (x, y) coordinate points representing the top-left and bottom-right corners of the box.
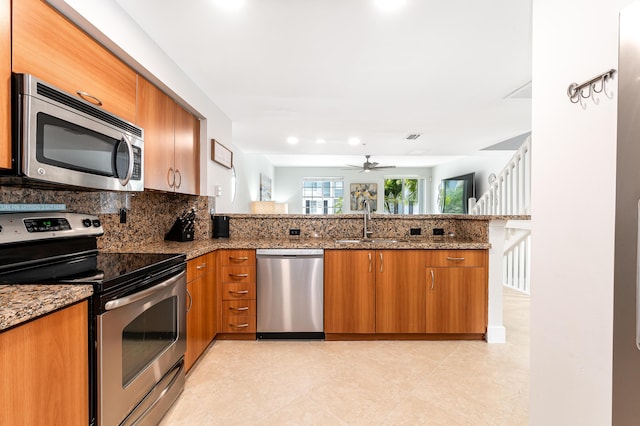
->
(229, 273), (249, 278)
(446, 257), (465, 261)
(229, 306), (249, 311)
(230, 256), (249, 261)
(76, 91), (103, 106)
(230, 323), (250, 328)
(196, 263), (207, 270)
(228, 290), (249, 295)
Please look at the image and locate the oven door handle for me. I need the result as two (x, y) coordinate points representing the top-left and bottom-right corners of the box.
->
(104, 271), (185, 311)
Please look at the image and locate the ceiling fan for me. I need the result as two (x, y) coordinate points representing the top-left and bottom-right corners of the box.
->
(344, 155), (396, 172)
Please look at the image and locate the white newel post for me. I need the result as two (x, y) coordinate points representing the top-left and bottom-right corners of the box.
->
(487, 220), (507, 343)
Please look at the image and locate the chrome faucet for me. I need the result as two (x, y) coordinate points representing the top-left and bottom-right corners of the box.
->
(363, 199), (373, 239)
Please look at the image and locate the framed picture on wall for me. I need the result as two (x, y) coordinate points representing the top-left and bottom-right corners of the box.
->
(260, 173), (272, 201)
(212, 139), (233, 169)
(350, 183), (377, 211)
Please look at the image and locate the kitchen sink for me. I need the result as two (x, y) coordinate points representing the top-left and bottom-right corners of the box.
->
(334, 238), (409, 244)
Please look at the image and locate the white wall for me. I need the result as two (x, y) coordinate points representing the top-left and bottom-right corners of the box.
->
(531, 0), (630, 423)
(274, 166), (431, 214)
(430, 151), (515, 213)
(228, 152), (275, 213)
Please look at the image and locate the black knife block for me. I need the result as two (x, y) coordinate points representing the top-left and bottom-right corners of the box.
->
(165, 218), (194, 242)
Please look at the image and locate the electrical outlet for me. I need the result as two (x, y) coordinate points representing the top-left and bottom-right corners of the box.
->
(433, 228), (445, 236)
(410, 228), (421, 236)
(289, 228), (301, 236)
(119, 208), (127, 224)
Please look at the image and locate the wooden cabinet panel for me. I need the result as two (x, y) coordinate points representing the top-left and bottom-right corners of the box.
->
(12, 0), (137, 122)
(220, 249), (256, 266)
(375, 250), (427, 333)
(217, 250), (256, 336)
(426, 267), (487, 333)
(424, 250), (487, 267)
(173, 104), (199, 195)
(137, 77), (199, 194)
(324, 250), (375, 334)
(221, 282), (256, 300)
(0, 302), (89, 425)
(185, 253), (216, 372)
(137, 77), (175, 192)
(0, 0), (10, 170)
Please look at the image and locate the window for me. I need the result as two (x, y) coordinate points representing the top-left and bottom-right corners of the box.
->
(302, 178), (344, 214)
(384, 178), (421, 214)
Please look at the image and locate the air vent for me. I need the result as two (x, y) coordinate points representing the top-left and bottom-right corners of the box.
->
(405, 134), (421, 140)
(36, 83), (143, 138)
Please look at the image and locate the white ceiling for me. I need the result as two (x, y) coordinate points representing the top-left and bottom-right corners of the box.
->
(113, 0), (532, 168)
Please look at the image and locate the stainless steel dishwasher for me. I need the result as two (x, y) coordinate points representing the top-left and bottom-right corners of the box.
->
(256, 249), (324, 339)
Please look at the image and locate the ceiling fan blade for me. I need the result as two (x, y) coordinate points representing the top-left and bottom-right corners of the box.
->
(371, 165), (396, 170)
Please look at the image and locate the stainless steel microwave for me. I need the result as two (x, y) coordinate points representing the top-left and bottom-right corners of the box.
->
(2, 73), (144, 191)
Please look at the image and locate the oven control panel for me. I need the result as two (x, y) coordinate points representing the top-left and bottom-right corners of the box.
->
(0, 212), (104, 244)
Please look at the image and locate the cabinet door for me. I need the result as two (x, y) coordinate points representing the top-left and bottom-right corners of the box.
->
(12, 0), (137, 122)
(426, 267), (487, 333)
(0, 302), (89, 425)
(173, 104), (199, 195)
(0, 0), (10, 170)
(137, 78), (175, 192)
(375, 250), (427, 333)
(185, 276), (205, 372)
(324, 250), (375, 334)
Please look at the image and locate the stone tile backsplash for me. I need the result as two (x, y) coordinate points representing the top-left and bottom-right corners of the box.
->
(0, 186), (489, 249)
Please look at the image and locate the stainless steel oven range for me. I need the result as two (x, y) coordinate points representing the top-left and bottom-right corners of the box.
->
(0, 212), (187, 426)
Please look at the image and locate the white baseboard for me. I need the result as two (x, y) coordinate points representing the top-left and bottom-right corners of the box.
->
(486, 326), (506, 343)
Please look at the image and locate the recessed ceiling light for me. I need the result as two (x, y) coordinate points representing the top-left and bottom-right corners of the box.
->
(348, 137), (360, 146)
(316, 138), (326, 144)
(373, 0), (408, 12)
(287, 136), (299, 145)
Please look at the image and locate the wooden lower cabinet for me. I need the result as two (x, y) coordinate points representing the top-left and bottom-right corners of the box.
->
(0, 301), (89, 425)
(185, 253), (216, 372)
(217, 250), (256, 338)
(426, 250), (488, 334)
(324, 250), (375, 334)
(324, 249), (488, 338)
(375, 250), (427, 333)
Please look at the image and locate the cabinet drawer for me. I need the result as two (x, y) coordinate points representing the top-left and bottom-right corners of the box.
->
(221, 282), (256, 300)
(220, 316), (256, 333)
(219, 250), (255, 266)
(187, 253), (215, 282)
(424, 250), (487, 267)
(222, 300), (256, 316)
(221, 266), (254, 284)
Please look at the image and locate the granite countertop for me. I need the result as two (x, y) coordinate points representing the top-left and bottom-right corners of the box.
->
(1, 237), (490, 333)
(109, 238), (491, 260)
(0, 284), (93, 332)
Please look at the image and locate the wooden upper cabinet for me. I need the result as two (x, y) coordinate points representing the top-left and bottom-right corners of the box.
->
(375, 250), (427, 334)
(137, 78), (175, 192)
(174, 104), (200, 195)
(12, 0), (137, 122)
(137, 77), (200, 195)
(0, 0), (10, 170)
(324, 250), (375, 334)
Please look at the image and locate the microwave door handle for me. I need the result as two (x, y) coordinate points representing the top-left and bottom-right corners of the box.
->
(118, 135), (135, 187)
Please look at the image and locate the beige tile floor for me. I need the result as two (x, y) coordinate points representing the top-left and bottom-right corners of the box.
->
(161, 288), (529, 425)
